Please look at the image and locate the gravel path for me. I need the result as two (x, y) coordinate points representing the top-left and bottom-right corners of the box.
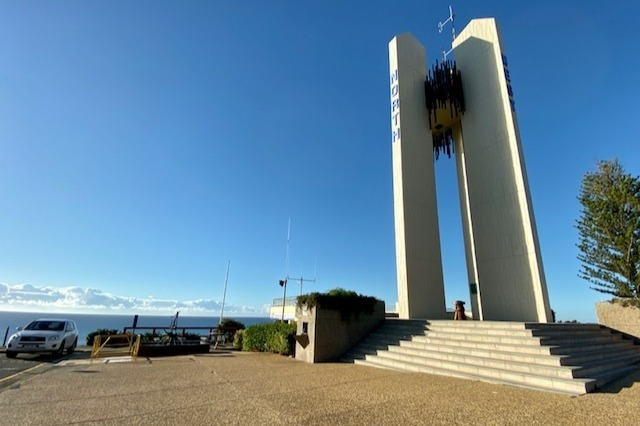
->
(1, 351), (638, 425)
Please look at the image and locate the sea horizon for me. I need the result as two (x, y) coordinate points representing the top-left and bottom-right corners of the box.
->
(0, 310), (272, 346)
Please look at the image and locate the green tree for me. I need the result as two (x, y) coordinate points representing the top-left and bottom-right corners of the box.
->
(576, 159), (640, 299)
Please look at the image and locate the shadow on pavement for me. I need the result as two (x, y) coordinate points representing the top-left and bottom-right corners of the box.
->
(594, 366), (640, 394)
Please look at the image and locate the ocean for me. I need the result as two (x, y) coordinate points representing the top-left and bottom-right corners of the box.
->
(0, 311), (272, 346)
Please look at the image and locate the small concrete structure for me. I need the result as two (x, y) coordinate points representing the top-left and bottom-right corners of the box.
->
(295, 300), (385, 363)
(596, 301), (640, 340)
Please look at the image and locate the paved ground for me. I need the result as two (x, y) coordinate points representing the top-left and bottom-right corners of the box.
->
(0, 350), (639, 425)
(0, 348), (85, 382)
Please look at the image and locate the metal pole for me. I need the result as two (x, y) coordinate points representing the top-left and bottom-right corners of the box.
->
(219, 260), (231, 324)
(286, 218), (290, 279)
(132, 315), (138, 334)
(281, 218), (291, 323)
(281, 280), (287, 322)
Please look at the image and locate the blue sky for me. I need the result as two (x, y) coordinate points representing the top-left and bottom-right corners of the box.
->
(1, 1), (639, 321)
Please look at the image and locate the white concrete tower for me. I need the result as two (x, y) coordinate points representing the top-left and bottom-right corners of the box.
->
(388, 18), (552, 322)
(452, 18), (551, 322)
(389, 34), (447, 319)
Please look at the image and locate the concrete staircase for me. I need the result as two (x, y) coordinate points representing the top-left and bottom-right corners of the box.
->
(341, 319), (640, 395)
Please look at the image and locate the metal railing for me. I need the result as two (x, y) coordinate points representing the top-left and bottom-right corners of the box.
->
(122, 326), (219, 337)
(91, 333), (141, 359)
(271, 297), (298, 307)
(122, 325), (238, 348)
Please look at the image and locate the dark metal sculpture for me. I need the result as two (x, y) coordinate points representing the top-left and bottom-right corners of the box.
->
(432, 128), (455, 160)
(424, 60), (465, 159)
(161, 311), (181, 346)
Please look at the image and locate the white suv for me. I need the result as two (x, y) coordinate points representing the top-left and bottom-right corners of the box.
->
(5, 319), (79, 358)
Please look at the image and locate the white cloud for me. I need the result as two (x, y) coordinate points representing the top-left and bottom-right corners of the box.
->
(0, 282), (267, 316)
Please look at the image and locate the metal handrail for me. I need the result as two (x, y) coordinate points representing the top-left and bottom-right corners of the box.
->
(122, 326), (220, 340)
(91, 333), (140, 359)
(271, 297), (298, 307)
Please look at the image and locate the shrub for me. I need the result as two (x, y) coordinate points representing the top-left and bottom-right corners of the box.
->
(326, 288), (358, 297)
(297, 288), (381, 321)
(242, 322), (296, 355)
(135, 331), (204, 344)
(182, 332), (203, 341)
(266, 332), (290, 355)
(233, 329), (244, 349)
(218, 318), (246, 343)
(611, 298), (640, 309)
(139, 332), (156, 343)
(219, 318), (246, 330)
(86, 328), (120, 346)
(242, 324), (268, 352)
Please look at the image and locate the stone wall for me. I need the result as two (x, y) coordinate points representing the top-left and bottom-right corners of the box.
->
(295, 300), (385, 363)
(595, 301), (640, 340)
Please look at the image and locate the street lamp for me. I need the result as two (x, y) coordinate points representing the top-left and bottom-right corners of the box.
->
(279, 279), (288, 322)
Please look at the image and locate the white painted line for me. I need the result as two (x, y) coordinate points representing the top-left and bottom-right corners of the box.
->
(102, 356), (133, 364)
(0, 363), (45, 383)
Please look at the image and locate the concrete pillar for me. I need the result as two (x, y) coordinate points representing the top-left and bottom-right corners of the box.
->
(452, 18), (552, 322)
(388, 34), (447, 319)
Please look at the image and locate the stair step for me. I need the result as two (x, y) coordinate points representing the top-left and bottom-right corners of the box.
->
(374, 348), (578, 379)
(572, 352), (640, 378)
(426, 320), (528, 329)
(426, 320), (602, 333)
(547, 340), (635, 355)
(340, 320), (640, 395)
(411, 335), (545, 351)
(382, 346), (640, 380)
(525, 323), (604, 332)
(354, 357), (594, 395)
(420, 330), (621, 345)
(368, 330), (424, 340)
(539, 334), (623, 345)
(404, 334), (634, 356)
(593, 364), (640, 389)
(560, 346), (640, 365)
(393, 342), (568, 366)
(396, 339), (640, 367)
(427, 326), (612, 338)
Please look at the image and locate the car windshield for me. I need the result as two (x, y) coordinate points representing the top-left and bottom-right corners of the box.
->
(24, 321), (65, 331)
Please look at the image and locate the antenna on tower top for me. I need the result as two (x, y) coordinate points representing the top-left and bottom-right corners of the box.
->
(438, 5), (457, 60)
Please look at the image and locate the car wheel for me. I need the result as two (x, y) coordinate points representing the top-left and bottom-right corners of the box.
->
(67, 338), (77, 355)
(55, 340), (65, 356)
(6, 351), (17, 359)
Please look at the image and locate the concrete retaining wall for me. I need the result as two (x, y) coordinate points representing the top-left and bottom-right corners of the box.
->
(295, 300), (385, 363)
(596, 301), (640, 340)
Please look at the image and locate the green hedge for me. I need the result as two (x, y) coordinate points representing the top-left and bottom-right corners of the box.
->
(233, 329), (244, 349)
(297, 288), (380, 321)
(219, 318), (246, 331)
(86, 328), (120, 345)
(612, 298), (640, 309)
(242, 322), (296, 355)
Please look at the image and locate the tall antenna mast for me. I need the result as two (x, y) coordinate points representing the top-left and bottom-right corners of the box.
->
(280, 218), (291, 322)
(294, 255), (317, 295)
(279, 218), (317, 320)
(285, 217), (291, 281)
(219, 259), (230, 324)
